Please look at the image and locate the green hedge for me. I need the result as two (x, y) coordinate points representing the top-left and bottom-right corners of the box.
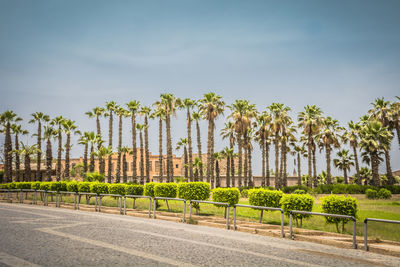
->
(177, 182), (211, 201)
(154, 183), (177, 198)
(212, 188), (240, 207)
(321, 195), (358, 233)
(50, 181), (68, 192)
(281, 185), (310, 194)
(108, 184), (127, 196)
(39, 182), (52, 191)
(16, 182), (32, 190)
(377, 188), (392, 199)
(144, 182), (156, 197)
(281, 194), (314, 227)
(126, 184), (144, 196)
(248, 189), (283, 208)
(365, 189), (378, 199)
(66, 181), (79, 193)
(90, 182), (109, 195)
(77, 182), (91, 193)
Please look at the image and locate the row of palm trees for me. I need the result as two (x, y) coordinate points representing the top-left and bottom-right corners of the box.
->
(1, 94), (399, 188)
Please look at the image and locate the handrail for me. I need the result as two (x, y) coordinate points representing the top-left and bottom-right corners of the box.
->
(233, 204), (285, 237)
(153, 197), (186, 221)
(189, 200), (230, 229)
(76, 192), (99, 211)
(124, 195), (152, 217)
(364, 218), (400, 251)
(99, 193), (123, 214)
(289, 210), (357, 249)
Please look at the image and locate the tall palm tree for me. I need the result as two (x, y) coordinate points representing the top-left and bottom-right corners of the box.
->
(29, 112), (50, 181)
(222, 147), (234, 187)
(136, 123), (145, 185)
(62, 119), (79, 179)
(316, 117), (342, 185)
(120, 146), (130, 183)
(280, 124), (296, 187)
(369, 98), (395, 184)
(193, 157), (203, 182)
(127, 100), (141, 182)
(199, 93), (225, 186)
(91, 145), (111, 175)
(1, 111), (19, 182)
(359, 120), (392, 186)
(176, 138), (189, 178)
(105, 101), (117, 183)
(140, 106), (152, 183)
(291, 143), (307, 186)
(85, 107), (105, 148)
(151, 105), (165, 182)
(254, 112), (271, 187)
(78, 132), (90, 174)
(298, 105), (323, 188)
(14, 143), (40, 182)
(179, 98), (196, 181)
(334, 150), (354, 184)
(221, 121), (236, 186)
(246, 128), (255, 187)
(11, 124), (28, 182)
(391, 96), (400, 149)
(50, 116), (65, 181)
(192, 111), (203, 180)
(115, 106), (129, 183)
(342, 121), (362, 184)
(213, 152), (224, 188)
(43, 126), (57, 181)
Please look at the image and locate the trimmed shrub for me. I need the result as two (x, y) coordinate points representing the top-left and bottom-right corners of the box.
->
(16, 182), (32, 190)
(212, 187), (240, 207)
(241, 189), (249, 198)
(66, 181), (79, 193)
(381, 185), (400, 194)
(366, 189), (378, 199)
(154, 183), (177, 198)
(39, 182), (52, 191)
(90, 182), (109, 195)
(377, 188), (392, 199)
(321, 195), (358, 233)
(0, 183), (8, 189)
(178, 182), (211, 214)
(281, 194), (314, 227)
(282, 185), (309, 194)
(31, 182), (41, 190)
(144, 182), (156, 197)
(108, 184), (127, 196)
(125, 184), (144, 196)
(8, 182), (16, 189)
(50, 181), (67, 192)
(84, 172), (105, 182)
(248, 189), (283, 208)
(77, 182), (91, 193)
(293, 189), (306, 194)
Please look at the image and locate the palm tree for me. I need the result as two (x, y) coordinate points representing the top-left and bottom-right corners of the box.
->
(120, 146), (130, 183)
(221, 121), (236, 186)
(334, 150), (354, 184)
(193, 157), (203, 182)
(359, 120), (392, 186)
(105, 101), (117, 183)
(11, 124), (28, 182)
(62, 119), (79, 179)
(317, 117), (342, 185)
(43, 126), (57, 181)
(176, 138), (189, 178)
(192, 111), (203, 180)
(254, 112), (271, 187)
(14, 143), (40, 182)
(298, 105), (323, 188)
(291, 143), (306, 186)
(246, 128), (255, 187)
(160, 94), (180, 182)
(280, 124), (296, 187)
(342, 121), (362, 184)
(1, 111), (18, 182)
(91, 145), (111, 175)
(369, 98), (395, 184)
(221, 147), (234, 187)
(29, 112), (50, 181)
(151, 105), (165, 182)
(85, 107), (105, 147)
(213, 152), (224, 188)
(136, 123), (145, 185)
(179, 98), (196, 181)
(391, 96), (400, 149)
(127, 100), (141, 182)
(50, 116), (65, 181)
(78, 132), (90, 174)
(115, 106), (129, 183)
(140, 106), (152, 183)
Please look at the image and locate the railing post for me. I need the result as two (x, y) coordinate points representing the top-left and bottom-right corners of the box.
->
(148, 197), (151, 218)
(281, 210), (285, 238)
(119, 196), (123, 215)
(19, 189), (23, 203)
(153, 198), (157, 219)
(352, 217), (357, 249)
(95, 195), (98, 212)
(289, 212), (293, 239)
(34, 190), (37, 205)
(124, 196), (126, 215)
(183, 200), (186, 222)
(233, 206), (237, 230)
(74, 193), (77, 210)
(189, 201), (192, 220)
(364, 219), (368, 251)
(226, 206), (230, 229)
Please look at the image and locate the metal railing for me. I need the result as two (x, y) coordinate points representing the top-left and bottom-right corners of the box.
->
(99, 194), (123, 214)
(233, 204), (285, 237)
(124, 195), (152, 217)
(77, 192), (99, 211)
(364, 218), (400, 251)
(153, 197), (186, 221)
(189, 200), (230, 229)
(289, 210), (357, 249)
(58, 191), (78, 209)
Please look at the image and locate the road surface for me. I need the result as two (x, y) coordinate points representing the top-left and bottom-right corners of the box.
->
(0, 202), (399, 266)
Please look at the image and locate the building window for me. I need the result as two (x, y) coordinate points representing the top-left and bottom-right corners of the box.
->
(155, 161), (160, 171)
(149, 161), (152, 171)
(176, 164), (179, 169)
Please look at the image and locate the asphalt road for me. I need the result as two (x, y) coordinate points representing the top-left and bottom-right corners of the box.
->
(0, 203), (399, 266)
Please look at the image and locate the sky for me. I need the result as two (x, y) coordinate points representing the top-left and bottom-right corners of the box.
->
(1, 0), (399, 176)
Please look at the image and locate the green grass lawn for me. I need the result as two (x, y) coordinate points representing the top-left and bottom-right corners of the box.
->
(7, 192), (400, 242)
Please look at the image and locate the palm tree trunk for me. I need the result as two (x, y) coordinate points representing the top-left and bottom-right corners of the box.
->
(83, 143), (88, 173)
(297, 153), (301, 186)
(187, 108), (193, 181)
(107, 112), (113, 183)
(145, 115), (150, 183)
(37, 121), (42, 181)
(226, 155), (231, 187)
(326, 146), (332, 184)
(184, 146), (188, 178)
(25, 154), (31, 182)
(312, 144), (317, 188)
(46, 139), (52, 181)
(15, 134), (20, 182)
(166, 115), (172, 182)
(57, 126), (62, 181)
(158, 118), (163, 183)
(266, 142), (270, 187)
(396, 124), (400, 150)
(65, 133), (71, 179)
(140, 131), (144, 185)
(384, 149), (394, 185)
(307, 129), (313, 188)
(248, 144), (253, 187)
(116, 115), (122, 183)
(215, 160), (220, 188)
(344, 168), (348, 184)
(282, 141), (287, 187)
(244, 136), (248, 187)
(274, 133), (280, 189)
(207, 119), (213, 184)
(261, 137), (265, 187)
(230, 142), (235, 187)
(352, 145), (361, 185)
(123, 153), (127, 183)
(131, 114), (137, 183)
(89, 144), (94, 172)
(3, 123), (11, 182)
(99, 156), (105, 175)
(238, 138), (242, 187)
(196, 120), (203, 180)
(210, 120), (215, 187)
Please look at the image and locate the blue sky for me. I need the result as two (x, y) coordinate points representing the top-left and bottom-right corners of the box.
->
(1, 0), (399, 175)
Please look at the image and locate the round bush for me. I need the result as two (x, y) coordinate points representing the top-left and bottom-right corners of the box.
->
(39, 182), (52, 191)
(177, 182), (211, 201)
(321, 195), (358, 233)
(66, 181), (79, 193)
(248, 188), (283, 208)
(77, 182), (91, 193)
(125, 184), (144, 196)
(50, 181), (68, 192)
(8, 182), (16, 189)
(280, 194), (314, 224)
(240, 189), (249, 198)
(90, 182), (109, 195)
(31, 182), (41, 190)
(365, 189), (378, 199)
(377, 188), (392, 199)
(212, 188), (240, 207)
(154, 183), (177, 198)
(108, 184), (127, 196)
(144, 182), (156, 197)
(16, 182), (32, 190)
